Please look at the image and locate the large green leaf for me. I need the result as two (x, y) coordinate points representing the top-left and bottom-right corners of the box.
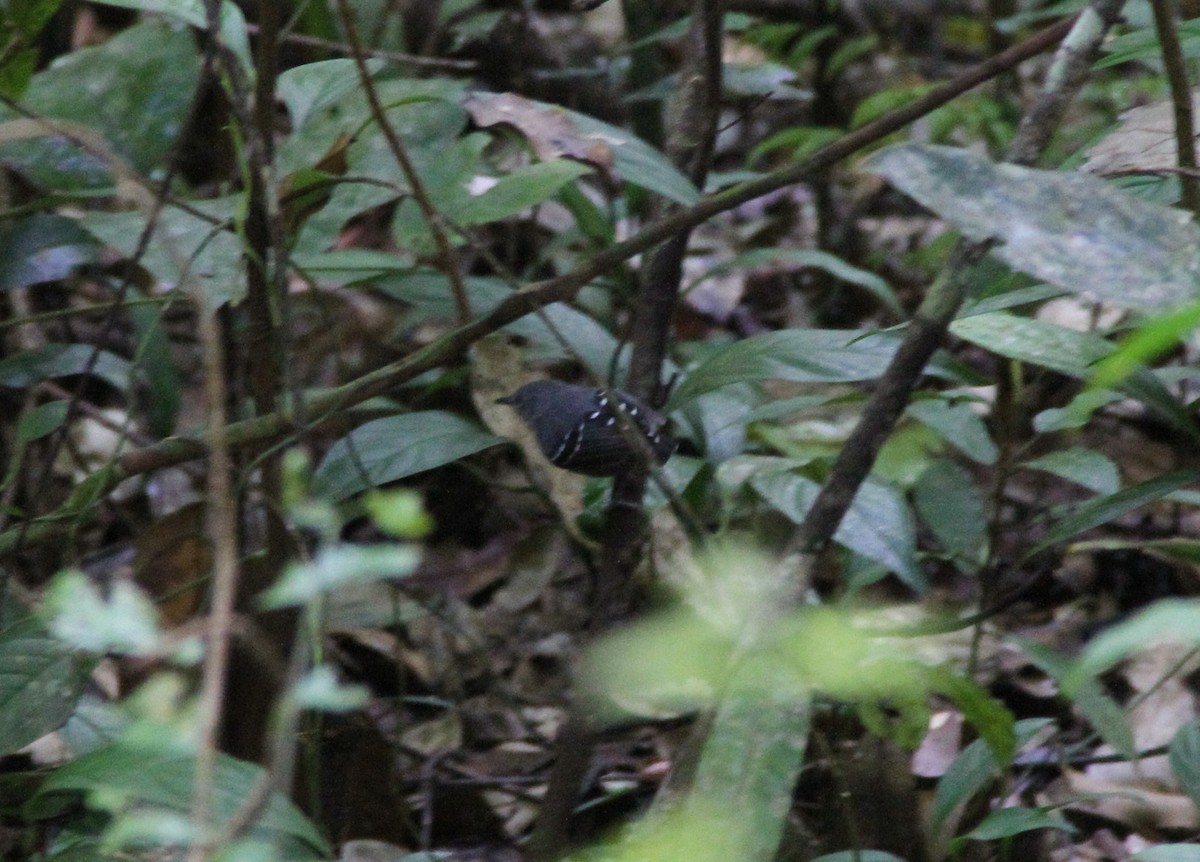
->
(313, 411), (504, 501)
(0, 214), (97, 290)
(0, 20), (201, 189)
(0, 610), (91, 756)
(91, 0), (251, 71)
(455, 159), (593, 226)
(277, 58), (385, 131)
(81, 200), (244, 313)
(1070, 599), (1200, 684)
(672, 329), (916, 408)
(913, 459), (988, 571)
(28, 741), (329, 858)
(868, 143), (1200, 312)
(0, 343), (133, 390)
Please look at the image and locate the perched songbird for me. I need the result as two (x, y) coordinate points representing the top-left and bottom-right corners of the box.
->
(499, 380), (675, 477)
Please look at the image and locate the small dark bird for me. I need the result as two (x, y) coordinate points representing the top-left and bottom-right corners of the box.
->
(499, 380), (676, 477)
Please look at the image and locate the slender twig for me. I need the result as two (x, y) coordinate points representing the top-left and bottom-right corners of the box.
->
(244, 22), (479, 71)
(187, 3), (251, 857)
(1149, 0), (1200, 217)
(333, 0), (471, 324)
(186, 231), (241, 862)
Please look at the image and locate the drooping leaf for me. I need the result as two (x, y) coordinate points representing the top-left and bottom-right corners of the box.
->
(913, 459), (988, 571)
(28, 742), (329, 858)
(0, 214), (97, 290)
(1022, 448), (1121, 495)
(1071, 599), (1200, 684)
(81, 200), (245, 313)
(672, 329), (932, 408)
(0, 608), (92, 756)
(908, 397), (997, 465)
(955, 806), (1074, 846)
(313, 411), (504, 501)
(869, 143), (1200, 312)
(0, 343), (133, 391)
(0, 20), (201, 189)
(277, 58), (385, 130)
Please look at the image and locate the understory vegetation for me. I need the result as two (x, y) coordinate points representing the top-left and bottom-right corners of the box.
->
(4, 1), (1200, 861)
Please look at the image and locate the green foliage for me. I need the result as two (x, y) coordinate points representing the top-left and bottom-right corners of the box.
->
(7, 2), (1200, 860)
(312, 411), (503, 501)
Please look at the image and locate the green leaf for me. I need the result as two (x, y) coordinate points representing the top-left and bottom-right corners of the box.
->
(673, 329), (908, 408)
(28, 742), (329, 858)
(868, 143), (1200, 312)
(1032, 469), (1200, 556)
(908, 397), (997, 465)
(1091, 299), (1200, 389)
(0, 343), (133, 390)
(951, 312), (1110, 376)
(811, 853), (907, 862)
(1021, 639), (1136, 759)
(582, 609), (734, 721)
(0, 214), (97, 290)
(957, 806), (1074, 843)
(924, 667), (1015, 766)
(1023, 448), (1121, 495)
(951, 312), (1199, 442)
(259, 544), (420, 609)
(931, 718), (1053, 830)
(457, 160), (593, 225)
(312, 411), (503, 501)
(1170, 720), (1200, 809)
(1072, 599), (1200, 683)
(81, 200), (245, 313)
(547, 105), (700, 205)
(277, 58), (385, 130)
(914, 460), (988, 572)
(688, 248), (901, 316)
(92, 0), (251, 72)
(932, 737), (996, 831)
(17, 400), (70, 445)
(0, 608), (92, 756)
(751, 469), (924, 591)
(0, 20), (201, 189)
